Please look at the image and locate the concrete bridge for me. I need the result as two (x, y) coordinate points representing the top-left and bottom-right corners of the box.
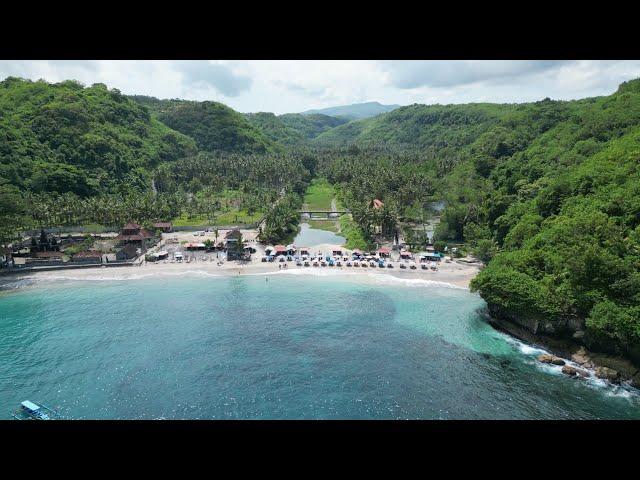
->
(298, 210), (349, 219)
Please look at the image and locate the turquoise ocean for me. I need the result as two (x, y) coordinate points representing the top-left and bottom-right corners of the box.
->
(1, 270), (639, 419)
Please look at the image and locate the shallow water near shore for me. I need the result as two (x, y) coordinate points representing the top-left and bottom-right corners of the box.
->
(1, 273), (639, 419)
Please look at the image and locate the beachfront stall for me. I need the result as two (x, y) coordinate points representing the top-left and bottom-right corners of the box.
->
(377, 247), (391, 258)
(273, 245), (287, 256)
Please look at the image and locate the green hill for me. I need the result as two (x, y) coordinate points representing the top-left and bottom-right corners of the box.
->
(0, 78), (197, 196)
(145, 99), (279, 154)
(245, 112), (348, 146)
(314, 103), (519, 149)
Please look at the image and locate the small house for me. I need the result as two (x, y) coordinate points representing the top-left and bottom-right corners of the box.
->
(116, 223), (154, 250)
(153, 222), (173, 233)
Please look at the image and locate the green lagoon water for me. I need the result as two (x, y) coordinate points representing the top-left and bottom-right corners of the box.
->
(1, 270), (639, 419)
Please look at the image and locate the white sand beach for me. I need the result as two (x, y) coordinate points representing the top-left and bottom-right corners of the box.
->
(27, 252), (482, 289)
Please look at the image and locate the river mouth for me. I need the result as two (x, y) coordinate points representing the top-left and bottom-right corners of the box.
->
(293, 223), (346, 246)
(1, 274), (639, 419)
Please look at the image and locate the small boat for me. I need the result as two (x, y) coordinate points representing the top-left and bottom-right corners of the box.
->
(12, 400), (60, 420)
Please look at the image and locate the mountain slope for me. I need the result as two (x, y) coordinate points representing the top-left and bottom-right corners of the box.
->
(300, 101), (400, 120)
(155, 101), (278, 154)
(245, 112), (349, 146)
(0, 78), (197, 196)
(313, 103), (520, 151)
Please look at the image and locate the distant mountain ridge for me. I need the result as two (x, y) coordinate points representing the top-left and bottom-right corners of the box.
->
(299, 101), (402, 120)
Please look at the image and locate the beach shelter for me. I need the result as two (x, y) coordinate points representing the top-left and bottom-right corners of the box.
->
(400, 249), (412, 259)
(377, 247), (391, 258)
(274, 245), (287, 255)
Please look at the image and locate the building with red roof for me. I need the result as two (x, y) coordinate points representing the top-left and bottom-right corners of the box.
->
(115, 222), (154, 250)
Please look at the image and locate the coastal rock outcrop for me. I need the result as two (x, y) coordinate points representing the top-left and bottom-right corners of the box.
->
(538, 354), (566, 366)
(561, 365), (589, 377)
(595, 367), (620, 383)
(571, 347), (595, 369)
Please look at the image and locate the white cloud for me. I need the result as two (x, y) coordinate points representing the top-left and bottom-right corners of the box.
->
(1, 60), (640, 114)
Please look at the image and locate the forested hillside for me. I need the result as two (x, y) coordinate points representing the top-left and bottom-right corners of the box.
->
(0, 78), (197, 196)
(314, 103), (519, 149)
(132, 97), (279, 154)
(245, 112), (348, 146)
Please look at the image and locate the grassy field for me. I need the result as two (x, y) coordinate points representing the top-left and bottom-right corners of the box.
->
(303, 178), (337, 211)
(339, 215), (372, 250)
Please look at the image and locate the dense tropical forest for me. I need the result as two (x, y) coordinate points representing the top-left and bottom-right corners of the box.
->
(2, 75), (640, 362)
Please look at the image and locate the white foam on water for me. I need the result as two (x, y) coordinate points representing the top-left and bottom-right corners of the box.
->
(251, 268), (469, 290)
(364, 272), (467, 290)
(30, 269), (225, 283)
(500, 331), (640, 400)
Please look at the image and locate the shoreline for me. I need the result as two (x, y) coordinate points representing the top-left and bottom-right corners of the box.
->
(7, 258), (481, 289)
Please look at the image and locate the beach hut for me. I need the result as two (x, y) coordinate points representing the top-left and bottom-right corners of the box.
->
(377, 247), (391, 258)
(400, 249), (412, 260)
(153, 222), (173, 233)
(424, 252), (442, 262)
(274, 245), (287, 256)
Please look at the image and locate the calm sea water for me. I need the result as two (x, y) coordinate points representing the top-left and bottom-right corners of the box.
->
(1, 271), (639, 419)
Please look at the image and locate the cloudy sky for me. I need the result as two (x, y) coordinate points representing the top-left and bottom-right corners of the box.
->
(2, 60), (640, 114)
